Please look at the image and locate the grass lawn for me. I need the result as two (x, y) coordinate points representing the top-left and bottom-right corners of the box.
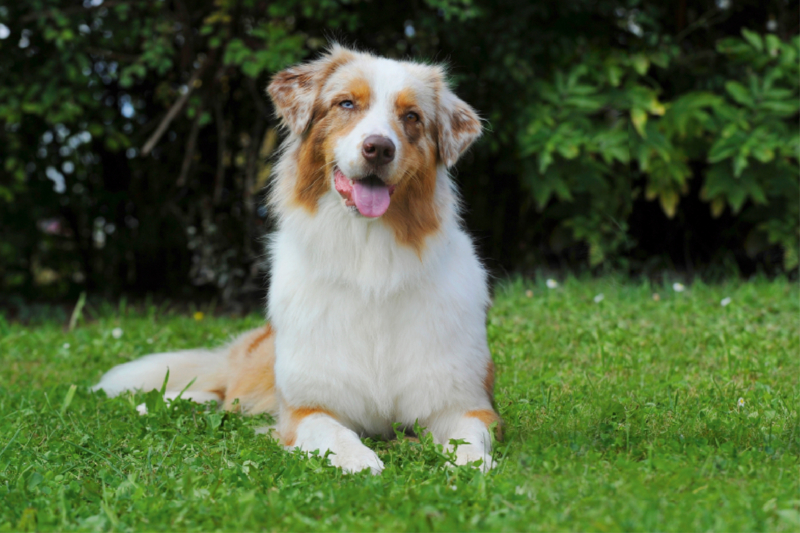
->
(1, 277), (798, 531)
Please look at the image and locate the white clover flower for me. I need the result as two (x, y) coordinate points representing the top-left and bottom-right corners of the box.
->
(593, 293), (604, 303)
(62, 343), (70, 349)
(546, 279), (559, 289)
(721, 297), (731, 307)
(737, 397), (745, 408)
(111, 327), (123, 339)
(146, 338), (154, 344)
(672, 282), (685, 292)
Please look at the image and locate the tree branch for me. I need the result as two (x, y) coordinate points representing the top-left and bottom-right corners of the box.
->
(140, 60), (207, 156)
(212, 97), (226, 205)
(176, 106), (204, 187)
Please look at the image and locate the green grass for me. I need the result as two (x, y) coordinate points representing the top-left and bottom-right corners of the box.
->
(1, 278), (798, 532)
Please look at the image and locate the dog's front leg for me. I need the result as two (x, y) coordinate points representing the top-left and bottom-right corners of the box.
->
(435, 409), (500, 472)
(281, 408), (384, 475)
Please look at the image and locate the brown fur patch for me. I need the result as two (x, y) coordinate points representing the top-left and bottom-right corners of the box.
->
(210, 388), (226, 399)
(282, 407), (333, 446)
(267, 47), (356, 135)
(348, 78), (371, 109)
(395, 87), (418, 112)
(435, 80), (483, 168)
(292, 84), (366, 213)
(466, 409), (503, 440)
(381, 142), (440, 255)
(223, 325), (277, 414)
(246, 324), (274, 356)
(395, 88), (424, 144)
(379, 85), (446, 253)
(449, 106), (482, 144)
(292, 111), (331, 212)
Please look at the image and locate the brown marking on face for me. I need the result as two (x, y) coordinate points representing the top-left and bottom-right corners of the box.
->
(348, 77), (371, 108)
(381, 138), (440, 255)
(395, 88), (424, 144)
(466, 409), (503, 440)
(429, 68), (483, 168)
(293, 125), (330, 212)
(223, 325), (277, 414)
(395, 87), (417, 111)
(282, 406), (333, 446)
(381, 87), (440, 254)
(291, 75), (371, 212)
(267, 46), (357, 135)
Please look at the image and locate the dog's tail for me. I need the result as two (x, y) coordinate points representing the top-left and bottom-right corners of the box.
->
(92, 325), (277, 414)
(92, 347), (228, 397)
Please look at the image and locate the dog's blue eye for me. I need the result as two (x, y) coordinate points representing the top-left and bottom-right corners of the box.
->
(340, 100), (354, 109)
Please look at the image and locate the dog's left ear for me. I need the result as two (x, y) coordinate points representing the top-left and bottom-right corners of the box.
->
(436, 84), (483, 168)
(267, 45), (355, 135)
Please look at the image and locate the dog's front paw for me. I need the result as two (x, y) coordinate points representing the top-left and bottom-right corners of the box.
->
(454, 449), (496, 472)
(329, 446), (384, 475)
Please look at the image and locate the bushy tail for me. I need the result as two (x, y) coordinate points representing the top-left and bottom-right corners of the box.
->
(92, 348), (228, 398)
(92, 325), (277, 415)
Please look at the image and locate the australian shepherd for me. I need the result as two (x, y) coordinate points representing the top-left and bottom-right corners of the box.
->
(94, 45), (499, 474)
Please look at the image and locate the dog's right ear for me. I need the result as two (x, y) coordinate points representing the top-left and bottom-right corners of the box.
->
(267, 45), (355, 135)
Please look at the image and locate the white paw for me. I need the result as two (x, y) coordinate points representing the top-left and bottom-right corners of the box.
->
(454, 448), (496, 472)
(328, 447), (384, 475)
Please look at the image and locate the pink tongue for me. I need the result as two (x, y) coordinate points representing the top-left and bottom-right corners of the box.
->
(352, 180), (391, 218)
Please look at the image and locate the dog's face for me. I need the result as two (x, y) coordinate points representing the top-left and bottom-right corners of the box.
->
(268, 46), (481, 249)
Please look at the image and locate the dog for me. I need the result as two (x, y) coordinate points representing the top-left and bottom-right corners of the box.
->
(94, 45), (499, 474)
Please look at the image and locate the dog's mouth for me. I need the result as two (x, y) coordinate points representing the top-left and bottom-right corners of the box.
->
(334, 167), (396, 218)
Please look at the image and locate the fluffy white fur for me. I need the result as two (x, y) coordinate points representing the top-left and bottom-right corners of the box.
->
(94, 45), (497, 474)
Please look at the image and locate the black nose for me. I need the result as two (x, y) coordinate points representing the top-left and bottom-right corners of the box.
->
(362, 135), (395, 166)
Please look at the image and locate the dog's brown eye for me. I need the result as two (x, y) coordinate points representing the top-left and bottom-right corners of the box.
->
(405, 112), (420, 123)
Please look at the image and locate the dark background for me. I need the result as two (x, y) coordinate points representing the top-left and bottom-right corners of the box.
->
(1, 0), (797, 311)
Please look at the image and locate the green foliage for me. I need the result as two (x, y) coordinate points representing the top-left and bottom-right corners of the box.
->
(518, 30), (799, 268)
(222, 26), (305, 79)
(1, 279), (798, 530)
(1, 1), (798, 300)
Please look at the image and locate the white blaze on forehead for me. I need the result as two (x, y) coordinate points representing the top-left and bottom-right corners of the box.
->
(329, 57), (433, 179)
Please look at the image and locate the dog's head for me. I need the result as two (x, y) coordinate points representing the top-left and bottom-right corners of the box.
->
(267, 45), (481, 247)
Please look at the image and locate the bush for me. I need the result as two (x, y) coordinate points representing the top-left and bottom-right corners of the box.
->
(1, 1), (797, 302)
(519, 31), (799, 269)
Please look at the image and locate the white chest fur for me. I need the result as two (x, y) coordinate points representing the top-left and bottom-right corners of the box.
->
(267, 189), (491, 437)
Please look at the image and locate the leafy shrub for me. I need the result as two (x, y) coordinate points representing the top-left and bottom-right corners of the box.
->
(518, 30), (799, 268)
(0, 1), (797, 302)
